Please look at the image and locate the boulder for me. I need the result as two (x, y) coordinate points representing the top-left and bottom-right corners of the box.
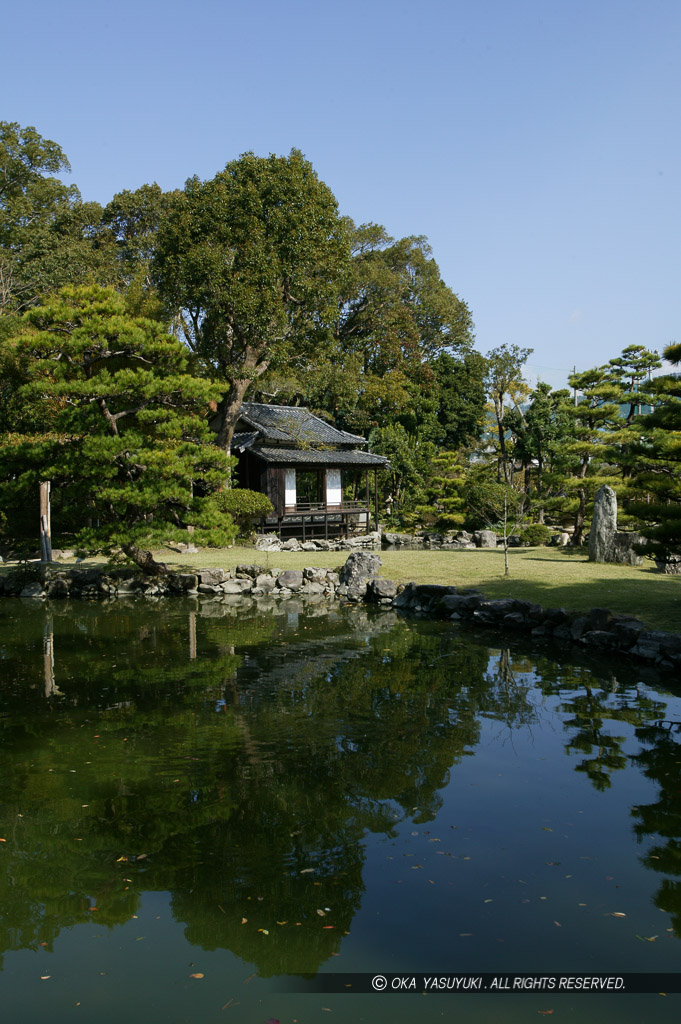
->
(20, 581), (46, 599)
(198, 568), (229, 586)
(221, 579), (253, 594)
(45, 577), (70, 599)
(235, 564), (261, 579)
(281, 538), (302, 551)
(255, 574), (277, 590)
(277, 570), (304, 591)
(611, 532), (643, 567)
(255, 534), (282, 552)
(655, 554), (681, 575)
(167, 573), (199, 592)
(474, 530), (497, 548)
(339, 550), (382, 601)
(366, 577), (398, 603)
(589, 484), (618, 562)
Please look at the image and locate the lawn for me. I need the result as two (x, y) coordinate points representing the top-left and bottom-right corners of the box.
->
(158, 544), (681, 633)
(2, 544), (679, 632)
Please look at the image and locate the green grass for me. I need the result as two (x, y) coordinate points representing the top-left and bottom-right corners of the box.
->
(2, 545), (680, 632)
(156, 544), (681, 632)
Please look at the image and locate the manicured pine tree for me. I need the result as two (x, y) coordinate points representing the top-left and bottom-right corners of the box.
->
(626, 342), (681, 564)
(0, 285), (234, 571)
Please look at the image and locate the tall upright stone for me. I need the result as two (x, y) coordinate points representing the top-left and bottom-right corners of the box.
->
(589, 484), (618, 562)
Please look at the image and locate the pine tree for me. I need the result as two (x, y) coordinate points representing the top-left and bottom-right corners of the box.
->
(0, 285), (234, 570)
(627, 343), (681, 566)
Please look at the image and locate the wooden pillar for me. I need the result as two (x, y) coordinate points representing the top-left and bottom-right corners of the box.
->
(39, 480), (52, 564)
(374, 468), (379, 533)
(365, 471), (370, 534)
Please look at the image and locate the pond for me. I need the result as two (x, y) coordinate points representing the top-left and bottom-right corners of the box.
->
(0, 597), (680, 1023)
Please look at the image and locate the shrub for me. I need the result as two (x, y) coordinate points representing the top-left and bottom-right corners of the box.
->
(520, 523), (553, 546)
(212, 489), (274, 532)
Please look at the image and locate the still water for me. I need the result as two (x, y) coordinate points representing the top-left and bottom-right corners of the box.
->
(0, 596), (680, 1023)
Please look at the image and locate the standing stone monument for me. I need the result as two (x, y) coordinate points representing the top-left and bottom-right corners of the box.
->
(589, 484), (643, 566)
(589, 485), (618, 562)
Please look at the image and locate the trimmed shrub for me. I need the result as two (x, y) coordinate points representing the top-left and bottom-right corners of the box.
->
(212, 489), (274, 532)
(520, 523), (553, 547)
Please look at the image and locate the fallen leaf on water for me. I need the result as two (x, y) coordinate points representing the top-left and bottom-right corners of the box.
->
(116, 856), (128, 862)
(636, 934), (659, 942)
(0, 838), (6, 843)
(322, 925), (334, 929)
(258, 928), (269, 935)
(610, 912), (627, 918)
(537, 1011), (554, 1016)
(553, 921), (562, 927)
(317, 909), (326, 917)
(241, 918), (247, 924)
(40, 975), (51, 980)
(300, 868), (315, 874)
(276, 921), (287, 925)
(189, 972), (204, 979)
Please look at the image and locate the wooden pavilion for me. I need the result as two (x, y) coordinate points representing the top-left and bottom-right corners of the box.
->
(231, 403), (389, 539)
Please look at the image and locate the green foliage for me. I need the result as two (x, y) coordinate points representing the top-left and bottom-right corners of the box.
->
(464, 474), (531, 574)
(626, 343), (681, 561)
(0, 121), (117, 315)
(153, 149), (350, 449)
(0, 285), (234, 568)
(211, 488), (274, 532)
(483, 343), (533, 482)
(519, 523), (553, 546)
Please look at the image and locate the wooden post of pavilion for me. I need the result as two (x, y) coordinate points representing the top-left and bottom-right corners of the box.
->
(374, 468), (379, 533)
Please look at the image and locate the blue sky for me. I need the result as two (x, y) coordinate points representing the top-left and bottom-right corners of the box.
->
(3, 0), (679, 388)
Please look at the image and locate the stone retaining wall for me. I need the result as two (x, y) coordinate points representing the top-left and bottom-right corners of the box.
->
(2, 554), (679, 674)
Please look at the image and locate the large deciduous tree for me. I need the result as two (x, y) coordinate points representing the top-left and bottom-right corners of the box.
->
(153, 149), (350, 451)
(0, 286), (234, 570)
(484, 344), (533, 483)
(0, 121), (116, 316)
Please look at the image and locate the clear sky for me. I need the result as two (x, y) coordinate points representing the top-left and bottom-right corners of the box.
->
(3, 0), (679, 388)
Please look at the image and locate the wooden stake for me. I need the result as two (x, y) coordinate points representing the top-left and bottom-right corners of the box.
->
(39, 480), (52, 564)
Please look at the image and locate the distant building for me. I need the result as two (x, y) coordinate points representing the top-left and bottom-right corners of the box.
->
(231, 403), (389, 538)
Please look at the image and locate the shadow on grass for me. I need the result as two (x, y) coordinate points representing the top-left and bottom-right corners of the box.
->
(478, 570), (680, 632)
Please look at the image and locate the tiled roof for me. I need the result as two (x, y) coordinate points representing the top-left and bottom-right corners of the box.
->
(236, 403), (367, 446)
(250, 447), (389, 466)
(231, 432), (260, 452)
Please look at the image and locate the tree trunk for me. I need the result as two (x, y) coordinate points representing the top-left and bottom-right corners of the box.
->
(215, 349), (270, 452)
(121, 542), (169, 576)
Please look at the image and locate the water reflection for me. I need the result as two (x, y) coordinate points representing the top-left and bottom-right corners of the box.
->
(0, 597), (679, 986)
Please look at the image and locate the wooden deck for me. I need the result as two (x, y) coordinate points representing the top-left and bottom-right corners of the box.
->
(259, 501), (371, 540)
